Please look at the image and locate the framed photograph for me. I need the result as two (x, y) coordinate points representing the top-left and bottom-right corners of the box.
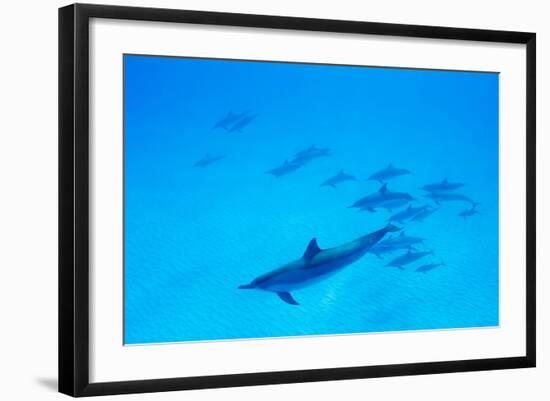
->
(59, 3), (536, 397)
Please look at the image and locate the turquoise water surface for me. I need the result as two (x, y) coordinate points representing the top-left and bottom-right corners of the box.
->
(124, 55), (499, 345)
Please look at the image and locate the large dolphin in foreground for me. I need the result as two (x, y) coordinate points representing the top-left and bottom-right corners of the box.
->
(238, 224), (401, 305)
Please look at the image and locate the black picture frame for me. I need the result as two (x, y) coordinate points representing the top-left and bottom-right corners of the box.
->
(59, 3), (536, 397)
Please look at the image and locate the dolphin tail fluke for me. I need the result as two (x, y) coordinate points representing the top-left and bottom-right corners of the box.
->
(277, 292), (299, 305)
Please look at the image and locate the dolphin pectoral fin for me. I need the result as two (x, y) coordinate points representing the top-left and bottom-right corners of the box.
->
(277, 292), (299, 305)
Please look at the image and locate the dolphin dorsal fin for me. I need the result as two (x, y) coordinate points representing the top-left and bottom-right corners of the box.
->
(303, 238), (321, 261)
(379, 183), (388, 194)
(442, 177), (448, 184)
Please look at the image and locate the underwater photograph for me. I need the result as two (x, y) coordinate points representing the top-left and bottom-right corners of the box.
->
(123, 54), (499, 345)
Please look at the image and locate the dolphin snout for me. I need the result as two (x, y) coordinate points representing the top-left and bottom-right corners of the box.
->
(238, 284), (255, 290)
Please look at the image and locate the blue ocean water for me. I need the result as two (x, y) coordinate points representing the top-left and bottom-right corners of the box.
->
(124, 55), (499, 345)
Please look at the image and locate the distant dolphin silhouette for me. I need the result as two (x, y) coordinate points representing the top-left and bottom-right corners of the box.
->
(349, 183), (414, 213)
(292, 145), (331, 165)
(321, 170), (357, 188)
(420, 178), (465, 192)
(228, 113), (258, 133)
(193, 154), (225, 168)
(425, 192), (478, 206)
(266, 160), (303, 178)
(388, 204), (429, 224)
(385, 248), (434, 270)
(368, 163), (411, 183)
(369, 231), (425, 258)
(238, 224), (401, 305)
(369, 198), (411, 212)
(458, 204), (480, 219)
(213, 110), (249, 130)
(410, 206), (439, 222)
(415, 261), (446, 273)
(293, 145), (320, 159)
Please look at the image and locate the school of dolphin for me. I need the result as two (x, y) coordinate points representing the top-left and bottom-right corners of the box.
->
(197, 111), (480, 305)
